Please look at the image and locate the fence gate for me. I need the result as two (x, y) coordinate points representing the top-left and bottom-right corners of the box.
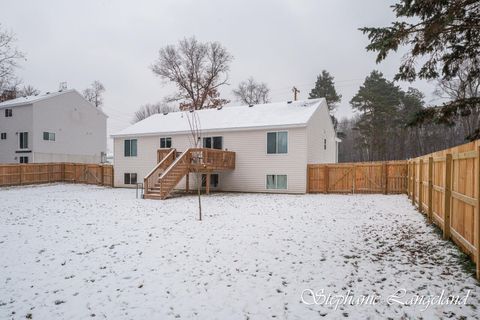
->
(307, 161), (407, 194)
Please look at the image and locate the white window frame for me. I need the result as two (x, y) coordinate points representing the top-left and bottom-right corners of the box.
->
(124, 139), (137, 157)
(266, 174), (288, 190)
(266, 131), (288, 155)
(43, 132), (56, 141)
(160, 137), (172, 148)
(19, 132), (28, 149)
(124, 173), (137, 185)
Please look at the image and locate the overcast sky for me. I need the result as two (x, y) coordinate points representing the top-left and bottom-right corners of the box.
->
(0, 0), (439, 151)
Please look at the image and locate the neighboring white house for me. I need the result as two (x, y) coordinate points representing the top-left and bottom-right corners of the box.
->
(0, 89), (107, 164)
(111, 98), (339, 194)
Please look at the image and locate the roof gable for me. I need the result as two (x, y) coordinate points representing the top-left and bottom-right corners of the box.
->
(113, 99), (326, 137)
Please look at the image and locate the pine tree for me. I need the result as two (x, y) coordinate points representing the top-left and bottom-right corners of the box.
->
(350, 71), (403, 161)
(308, 70), (342, 112)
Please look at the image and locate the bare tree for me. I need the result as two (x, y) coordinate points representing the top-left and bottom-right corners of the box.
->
(0, 24), (25, 92)
(151, 36), (233, 110)
(83, 80), (105, 107)
(132, 102), (176, 123)
(18, 85), (39, 96)
(232, 77), (270, 105)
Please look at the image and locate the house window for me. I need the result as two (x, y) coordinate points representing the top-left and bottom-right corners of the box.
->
(201, 174), (219, 187)
(5, 109), (12, 117)
(124, 173), (137, 184)
(203, 136), (223, 149)
(43, 132), (55, 141)
(266, 175), (287, 190)
(0, 133), (6, 140)
(19, 132), (28, 149)
(160, 137), (172, 148)
(324, 138), (327, 150)
(19, 156), (28, 164)
(124, 139), (137, 157)
(267, 131), (288, 154)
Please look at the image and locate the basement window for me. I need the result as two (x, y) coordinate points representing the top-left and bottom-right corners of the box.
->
(124, 173), (137, 184)
(0, 133), (6, 140)
(160, 137), (172, 148)
(19, 156), (28, 164)
(201, 174), (219, 187)
(124, 139), (137, 157)
(266, 174), (287, 190)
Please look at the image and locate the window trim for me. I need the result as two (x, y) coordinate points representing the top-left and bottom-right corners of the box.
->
(202, 136), (223, 150)
(266, 174), (288, 190)
(19, 132), (29, 150)
(43, 132), (56, 141)
(124, 139), (137, 157)
(124, 173), (138, 185)
(266, 131), (288, 155)
(160, 137), (172, 148)
(19, 156), (29, 164)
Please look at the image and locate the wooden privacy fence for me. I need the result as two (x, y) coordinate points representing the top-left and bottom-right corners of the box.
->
(307, 161), (408, 194)
(0, 163), (114, 187)
(407, 140), (480, 280)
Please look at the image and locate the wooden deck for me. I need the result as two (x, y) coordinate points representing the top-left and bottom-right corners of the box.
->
(144, 148), (235, 199)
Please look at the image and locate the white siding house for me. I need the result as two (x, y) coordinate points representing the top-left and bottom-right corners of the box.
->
(111, 98), (338, 194)
(0, 90), (107, 164)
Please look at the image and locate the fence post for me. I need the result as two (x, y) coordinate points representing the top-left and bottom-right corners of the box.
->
(352, 164), (356, 194)
(324, 166), (329, 194)
(428, 157), (433, 222)
(412, 161), (416, 206)
(101, 165), (105, 186)
(419, 159), (424, 213)
(443, 153), (452, 240)
(383, 162), (388, 195)
(476, 146), (480, 280)
(407, 161), (410, 198)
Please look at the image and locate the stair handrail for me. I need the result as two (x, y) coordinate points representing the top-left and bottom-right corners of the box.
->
(144, 148), (176, 192)
(159, 148), (192, 180)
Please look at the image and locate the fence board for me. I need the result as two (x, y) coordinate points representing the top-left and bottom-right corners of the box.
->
(307, 161), (407, 194)
(0, 163), (114, 188)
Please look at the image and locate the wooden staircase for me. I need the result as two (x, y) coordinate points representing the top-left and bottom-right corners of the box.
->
(143, 148), (235, 200)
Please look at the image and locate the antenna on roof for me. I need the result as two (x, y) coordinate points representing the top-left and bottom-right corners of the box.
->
(292, 86), (300, 101)
(59, 82), (67, 91)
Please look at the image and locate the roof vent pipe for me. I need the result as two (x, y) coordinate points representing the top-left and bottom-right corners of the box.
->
(248, 104), (254, 108)
(287, 101), (292, 104)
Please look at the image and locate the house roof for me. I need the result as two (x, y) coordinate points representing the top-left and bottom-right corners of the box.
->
(0, 89), (76, 109)
(112, 98), (326, 137)
(0, 89), (108, 118)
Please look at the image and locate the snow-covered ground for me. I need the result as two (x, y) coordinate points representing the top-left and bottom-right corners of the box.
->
(0, 184), (479, 319)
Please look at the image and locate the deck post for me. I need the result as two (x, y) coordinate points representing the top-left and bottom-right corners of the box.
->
(186, 173), (189, 193)
(428, 157), (433, 222)
(206, 173), (211, 195)
(419, 159), (424, 213)
(443, 153), (452, 240)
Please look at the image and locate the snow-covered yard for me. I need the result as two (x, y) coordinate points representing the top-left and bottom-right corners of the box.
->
(0, 184), (479, 319)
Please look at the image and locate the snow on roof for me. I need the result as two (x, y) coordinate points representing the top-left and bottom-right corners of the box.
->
(0, 89), (76, 109)
(112, 98), (325, 137)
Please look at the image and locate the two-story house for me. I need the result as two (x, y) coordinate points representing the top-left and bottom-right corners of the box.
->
(0, 89), (107, 164)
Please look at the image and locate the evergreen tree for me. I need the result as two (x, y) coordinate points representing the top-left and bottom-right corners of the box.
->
(309, 70), (342, 112)
(350, 71), (403, 161)
(360, 0), (480, 140)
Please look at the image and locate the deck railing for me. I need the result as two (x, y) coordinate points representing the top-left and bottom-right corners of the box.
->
(144, 148), (176, 192)
(189, 148), (236, 171)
